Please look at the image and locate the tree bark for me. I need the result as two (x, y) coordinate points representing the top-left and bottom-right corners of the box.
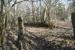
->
(71, 12), (75, 39)
(0, 0), (5, 50)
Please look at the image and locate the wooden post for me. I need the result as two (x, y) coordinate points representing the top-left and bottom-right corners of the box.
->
(71, 12), (75, 38)
(17, 17), (23, 50)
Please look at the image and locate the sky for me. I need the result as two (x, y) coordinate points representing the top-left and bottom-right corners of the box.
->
(61, 0), (72, 6)
(14, 0), (70, 6)
(60, 0), (70, 8)
(61, 0), (68, 5)
(10, 0), (72, 9)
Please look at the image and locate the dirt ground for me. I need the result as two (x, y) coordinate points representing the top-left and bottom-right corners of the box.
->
(6, 20), (75, 50)
(23, 20), (75, 50)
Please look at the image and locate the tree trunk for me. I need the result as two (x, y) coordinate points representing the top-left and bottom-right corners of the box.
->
(0, 0), (5, 50)
(31, 1), (35, 23)
(71, 12), (75, 39)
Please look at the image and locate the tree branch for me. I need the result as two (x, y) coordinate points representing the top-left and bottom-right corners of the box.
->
(12, 0), (29, 7)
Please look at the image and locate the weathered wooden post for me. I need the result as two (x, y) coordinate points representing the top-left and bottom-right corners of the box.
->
(71, 12), (75, 39)
(17, 17), (23, 50)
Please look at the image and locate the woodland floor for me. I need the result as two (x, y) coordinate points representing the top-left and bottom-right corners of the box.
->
(4, 20), (75, 50)
(23, 20), (75, 50)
